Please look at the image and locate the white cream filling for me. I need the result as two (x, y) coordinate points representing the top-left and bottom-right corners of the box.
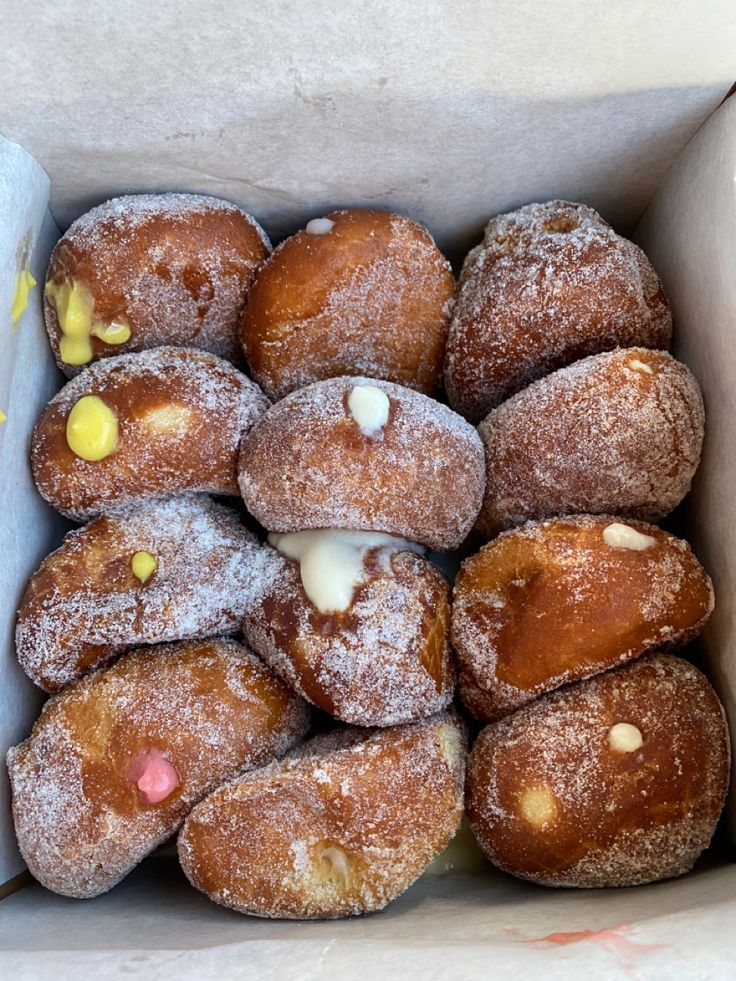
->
(347, 384), (390, 436)
(602, 522), (656, 551)
(305, 217), (335, 235)
(627, 358), (654, 374)
(268, 528), (424, 613)
(608, 722), (644, 753)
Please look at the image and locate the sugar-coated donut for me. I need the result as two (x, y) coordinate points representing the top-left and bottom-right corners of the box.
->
(45, 193), (270, 375)
(466, 654), (729, 888)
(31, 347), (270, 520)
(7, 638), (310, 899)
(445, 201), (672, 422)
(238, 376), (485, 551)
(242, 209), (455, 400)
(476, 348), (704, 538)
(453, 516), (714, 721)
(178, 711), (466, 918)
(242, 531), (454, 726)
(16, 495), (274, 693)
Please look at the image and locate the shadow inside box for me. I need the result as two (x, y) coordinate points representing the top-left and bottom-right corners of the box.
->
(7, 79), (727, 264)
(1, 847), (734, 953)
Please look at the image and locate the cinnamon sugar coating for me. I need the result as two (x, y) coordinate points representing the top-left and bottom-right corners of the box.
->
(476, 348), (704, 537)
(453, 516), (714, 721)
(46, 193), (270, 375)
(238, 376), (485, 551)
(242, 209), (455, 400)
(466, 654), (729, 888)
(16, 496), (275, 692)
(7, 639), (310, 898)
(243, 545), (455, 726)
(445, 201), (671, 422)
(31, 347), (270, 520)
(178, 711), (466, 918)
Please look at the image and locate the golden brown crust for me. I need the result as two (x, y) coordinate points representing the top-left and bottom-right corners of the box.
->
(31, 347), (270, 520)
(46, 194), (270, 375)
(466, 654), (730, 888)
(178, 711), (466, 918)
(7, 639), (310, 898)
(16, 496), (277, 692)
(445, 201), (672, 422)
(453, 516), (714, 721)
(476, 348), (704, 538)
(243, 546), (455, 725)
(242, 209), (455, 400)
(238, 376), (485, 551)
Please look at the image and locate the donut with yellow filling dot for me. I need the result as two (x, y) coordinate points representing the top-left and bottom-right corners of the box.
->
(31, 347), (270, 520)
(45, 193), (270, 375)
(178, 710), (466, 918)
(7, 638), (310, 899)
(242, 209), (455, 400)
(16, 495), (274, 692)
(466, 654), (729, 888)
(476, 348), (704, 538)
(243, 531), (454, 726)
(238, 376), (485, 551)
(453, 516), (714, 721)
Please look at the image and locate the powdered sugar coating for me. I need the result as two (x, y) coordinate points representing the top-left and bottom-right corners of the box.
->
(7, 638), (310, 899)
(453, 516), (714, 721)
(16, 495), (278, 692)
(238, 376), (485, 550)
(46, 193), (271, 375)
(445, 201), (672, 422)
(243, 209), (455, 400)
(178, 711), (466, 918)
(466, 654), (729, 888)
(243, 545), (455, 726)
(476, 348), (704, 537)
(32, 347), (270, 520)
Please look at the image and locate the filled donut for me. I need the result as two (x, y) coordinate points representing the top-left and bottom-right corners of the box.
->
(45, 193), (270, 374)
(178, 711), (466, 918)
(31, 347), (270, 520)
(16, 495), (274, 692)
(7, 638), (310, 898)
(238, 376), (485, 551)
(243, 530), (455, 726)
(242, 208), (455, 400)
(445, 200), (672, 422)
(466, 654), (729, 888)
(476, 348), (704, 538)
(453, 516), (714, 721)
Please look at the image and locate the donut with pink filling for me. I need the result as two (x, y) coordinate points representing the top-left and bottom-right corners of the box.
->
(7, 638), (310, 898)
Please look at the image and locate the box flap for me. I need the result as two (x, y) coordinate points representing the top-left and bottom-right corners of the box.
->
(636, 95), (736, 836)
(1, 2), (735, 248)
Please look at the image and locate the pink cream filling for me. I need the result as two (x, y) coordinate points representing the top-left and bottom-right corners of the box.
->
(127, 749), (180, 804)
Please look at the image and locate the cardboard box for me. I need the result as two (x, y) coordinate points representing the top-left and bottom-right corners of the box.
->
(1, 3), (736, 976)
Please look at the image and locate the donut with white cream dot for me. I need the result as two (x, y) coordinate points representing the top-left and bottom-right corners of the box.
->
(466, 654), (729, 888)
(238, 376), (485, 551)
(242, 209), (455, 399)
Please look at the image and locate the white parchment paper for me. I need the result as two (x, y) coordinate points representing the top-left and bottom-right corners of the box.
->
(0, 136), (65, 886)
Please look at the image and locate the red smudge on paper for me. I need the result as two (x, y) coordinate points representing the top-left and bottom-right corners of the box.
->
(534, 924), (665, 966)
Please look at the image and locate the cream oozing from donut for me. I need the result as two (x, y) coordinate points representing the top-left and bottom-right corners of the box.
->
(267, 529), (424, 613)
(305, 218), (335, 235)
(602, 522), (656, 551)
(347, 384), (390, 436)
